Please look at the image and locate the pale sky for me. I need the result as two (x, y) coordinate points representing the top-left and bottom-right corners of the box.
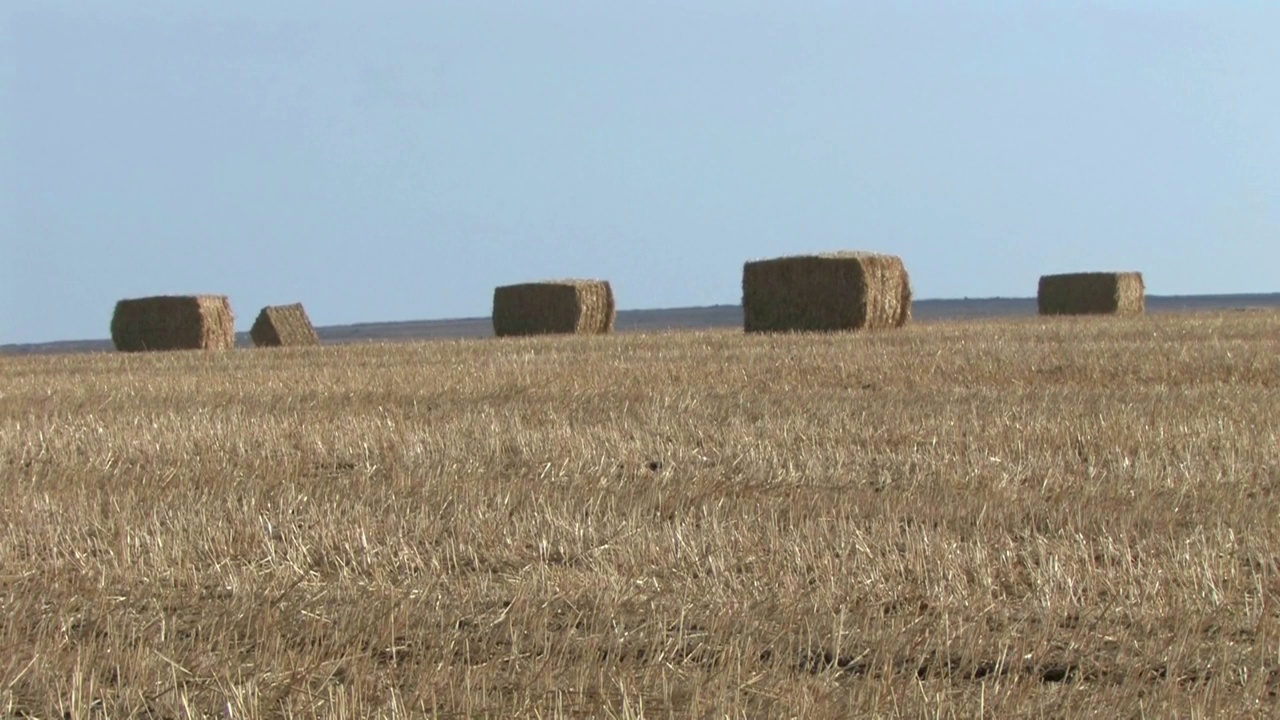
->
(4, 2), (1278, 344)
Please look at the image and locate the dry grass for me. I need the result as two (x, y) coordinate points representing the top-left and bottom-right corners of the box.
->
(251, 303), (320, 348)
(1038, 272), (1146, 316)
(743, 252), (912, 333)
(110, 295), (236, 352)
(492, 280), (616, 337)
(1, 310), (1278, 717)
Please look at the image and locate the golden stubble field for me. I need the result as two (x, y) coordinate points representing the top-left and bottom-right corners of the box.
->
(1, 311), (1278, 718)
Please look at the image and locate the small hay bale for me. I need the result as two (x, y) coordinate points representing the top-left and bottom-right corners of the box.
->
(251, 303), (320, 348)
(1037, 272), (1145, 316)
(110, 295), (235, 352)
(742, 251), (913, 333)
(492, 279), (616, 337)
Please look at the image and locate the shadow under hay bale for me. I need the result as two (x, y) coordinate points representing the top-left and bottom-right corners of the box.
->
(1037, 272), (1145, 316)
(742, 251), (913, 333)
(251, 303), (320, 348)
(492, 280), (616, 337)
(110, 295), (236, 352)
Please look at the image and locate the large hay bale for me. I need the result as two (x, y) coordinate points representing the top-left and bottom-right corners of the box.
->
(251, 303), (320, 347)
(110, 295), (235, 352)
(1037, 272), (1145, 316)
(742, 251), (913, 333)
(492, 279), (616, 337)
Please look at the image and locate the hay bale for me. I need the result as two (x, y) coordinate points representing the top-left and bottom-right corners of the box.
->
(1037, 272), (1145, 316)
(251, 303), (320, 347)
(742, 251), (913, 333)
(110, 295), (235, 352)
(492, 279), (616, 337)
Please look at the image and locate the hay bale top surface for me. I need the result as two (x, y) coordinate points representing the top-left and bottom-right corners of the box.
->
(1040, 271), (1143, 281)
(497, 278), (606, 289)
(117, 294), (228, 306)
(748, 251), (891, 264)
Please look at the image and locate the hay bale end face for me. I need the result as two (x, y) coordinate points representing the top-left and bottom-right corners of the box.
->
(742, 251), (913, 333)
(492, 279), (616, 337)
(251, 303), (320, 347)
(1037, 272), (1145, 316)
(110, 295), (236, 352)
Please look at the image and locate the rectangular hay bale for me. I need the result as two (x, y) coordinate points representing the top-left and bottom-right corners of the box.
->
(110, 295), (236, 352)
(492, 279), (616, 337)
(742, 251), (913, 333)
(1037, 272), (1145, 316)
(251, 303), (320, 347)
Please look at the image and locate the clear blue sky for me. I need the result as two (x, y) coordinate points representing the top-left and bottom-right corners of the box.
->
(4, 2), (1278, 344)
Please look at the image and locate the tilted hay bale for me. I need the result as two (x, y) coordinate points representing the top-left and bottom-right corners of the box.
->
(1037, 272), (1145, 316)
(492, 279), (616, 337)
(251, 303), (320, 347)
(110, 295), (235, 352)
(742, 251), (913, 333)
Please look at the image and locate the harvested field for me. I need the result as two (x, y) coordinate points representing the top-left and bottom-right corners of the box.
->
(492, 279), (616, 337)
(743, 252), (912, 333)
(109, 294), (235, 351)
(251, 303), (320, 348)
(1038, 271), (1146, 316)
(1, 311), (1278, 717)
